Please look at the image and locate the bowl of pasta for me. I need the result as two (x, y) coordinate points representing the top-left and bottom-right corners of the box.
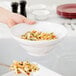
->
(10, 21), (68, 56)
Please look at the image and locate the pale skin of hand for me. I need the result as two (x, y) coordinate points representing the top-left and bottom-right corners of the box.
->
(0, 7), (36, 27)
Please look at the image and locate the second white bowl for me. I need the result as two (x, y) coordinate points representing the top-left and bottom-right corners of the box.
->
(32, 9), (50, 20)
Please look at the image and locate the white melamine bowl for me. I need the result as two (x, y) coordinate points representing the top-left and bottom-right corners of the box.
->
(10, 21), (68, 56)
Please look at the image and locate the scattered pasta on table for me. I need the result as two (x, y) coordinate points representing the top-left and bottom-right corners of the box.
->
(10, 61), (39, 76)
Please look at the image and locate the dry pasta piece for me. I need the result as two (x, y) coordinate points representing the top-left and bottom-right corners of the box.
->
(10, 61), (39, 76)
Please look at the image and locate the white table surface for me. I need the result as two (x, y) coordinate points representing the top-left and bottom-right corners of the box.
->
(0, 1), (76, 76)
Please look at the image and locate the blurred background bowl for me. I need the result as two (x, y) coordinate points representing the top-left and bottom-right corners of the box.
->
(10, 21), (68, 56)
(32, 9), (50, 20)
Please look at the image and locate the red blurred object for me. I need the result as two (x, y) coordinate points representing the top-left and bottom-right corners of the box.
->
(57, 4), (76, 19)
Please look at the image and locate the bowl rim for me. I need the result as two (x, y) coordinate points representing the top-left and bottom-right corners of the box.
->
(31, 9), (50, 16)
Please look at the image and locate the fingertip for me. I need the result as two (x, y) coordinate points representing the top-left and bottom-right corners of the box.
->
(30, 21), (36, 24)
(24, 19), (36, 25)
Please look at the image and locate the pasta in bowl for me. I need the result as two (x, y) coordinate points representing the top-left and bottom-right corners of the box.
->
(10, 21), (68, 56)
(21, 30), (57, 41)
